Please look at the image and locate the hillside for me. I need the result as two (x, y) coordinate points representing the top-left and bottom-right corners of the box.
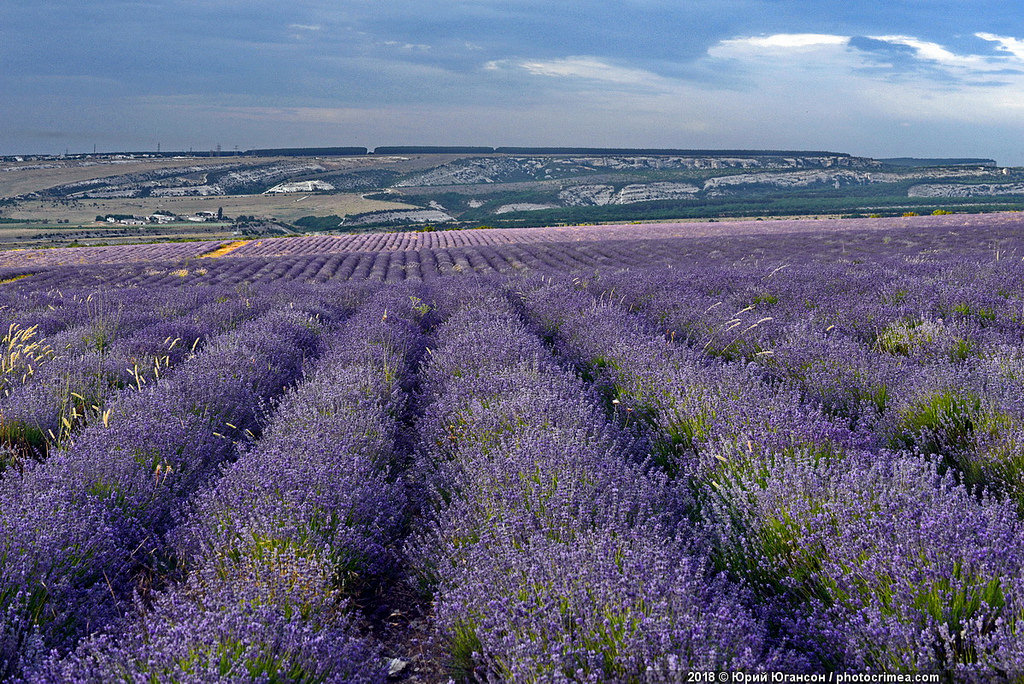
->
(0, 149), (1017, 248)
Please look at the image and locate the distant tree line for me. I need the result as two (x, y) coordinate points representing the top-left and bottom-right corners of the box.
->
(294, 215), (344, 230)
(490, 147), (851, 157)
(20, 147), (855, 161)
(372, 146), (851, 157)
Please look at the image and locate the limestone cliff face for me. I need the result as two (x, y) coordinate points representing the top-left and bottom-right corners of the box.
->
(702, 170), (892, 195)
(908, 183), (1024, 198)
(395, 154), (876, 187)
(701, 167), (994, 196)
(46, 162), (328, 200)
(543, 166), (1005, 209)
(558, 184), (616, 206)
(394, 155), (1010, 214)
(559, 182), (700, 206)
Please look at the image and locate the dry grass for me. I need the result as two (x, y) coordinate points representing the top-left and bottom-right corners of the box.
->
(0, 153), (443, 199)
(0, 156), (258, 198)
(1, 323), (52, 391)
(1, 193), (415, 226)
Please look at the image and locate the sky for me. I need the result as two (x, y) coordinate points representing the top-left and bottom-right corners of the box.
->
(4, 1), (1024, 164)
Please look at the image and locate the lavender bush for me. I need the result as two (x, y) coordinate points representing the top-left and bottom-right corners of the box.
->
(0, 303), (331, 677)
(408, 282), (802, 680)
(38, 286), (428, 682)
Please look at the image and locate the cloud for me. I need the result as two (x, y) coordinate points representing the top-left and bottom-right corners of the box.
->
(867, 35), (1008, 73)
(9, 0), (1024, 164)
(485, 29), (1024, 154)
(977, 32), (1024, 61)
(712, 31), (1024, 121)
(486, 56), (670, 91)
(383, 40), (432, 51)
(711, 31), (1009, 62)
(712, 33), (850, 54)
(700, 30), (1024, 93)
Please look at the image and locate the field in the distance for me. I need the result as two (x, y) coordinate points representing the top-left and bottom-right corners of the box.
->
(5, 149), (1024, 252)
(2, 193), (416, 227)
(0, 153), (440, 199)
(1, 214), (1024, 681)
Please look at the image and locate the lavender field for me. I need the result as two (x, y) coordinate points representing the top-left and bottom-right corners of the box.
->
(2, 214), (1024, 681)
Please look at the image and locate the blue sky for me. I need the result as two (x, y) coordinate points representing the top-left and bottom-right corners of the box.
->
(4, 1), (1024, 164)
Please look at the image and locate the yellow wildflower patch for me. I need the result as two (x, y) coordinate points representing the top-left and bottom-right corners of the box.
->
(200, 240), (250, 259)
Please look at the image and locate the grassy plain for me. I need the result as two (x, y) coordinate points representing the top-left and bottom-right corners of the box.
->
(0, 189), (417, 248)
(0, 153), (457, 198)
(0, 157), (252, 198)
(0, 224), (240, 249)
(2, 193), (416, 226)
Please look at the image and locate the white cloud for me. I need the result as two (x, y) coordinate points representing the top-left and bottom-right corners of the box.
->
(867, 34), (1006, 73)
(488, 56), (669, 90)
(478, 30), (1024, 162)
(976, 32), (1024, 62)
(495, 32), (1024, 102)
(708, 32), (1024, 77)
(712, 33), (850, 55)
(870, 35), (964, 65)
(383, 40), (432, 51)
(711, 32), (1024, 123)
(705, 31), (1024, 98)
(288, 24), (321, 32)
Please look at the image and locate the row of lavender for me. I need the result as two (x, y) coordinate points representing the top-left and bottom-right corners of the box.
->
(5, 276), (803, 679)
(0, 281), (373, 473)
(511, 262), (1024, 675)
(405, 282), (804, 679)
(0, 241), (229, 269)
(37, 286), (430, 682)
(0, 240), (664, 290)
(587, 253), (1024, 510)
(4, 277), (794, 679)
(3, 242), (1024, 678)
(0, 279), (394, 678)
(6, 218), (1024, 292)
(4, 212), (1019, 268)
(1, 287), (262, 473)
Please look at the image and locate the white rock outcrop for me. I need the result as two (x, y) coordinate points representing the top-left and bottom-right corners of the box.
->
(559, 185), (617, 206)
(615, 182), (700, 204)
(558, 182), (700, 206)
(907, 183), (1024, 198)
(264, 180), (335, 194)
(341, 209), (454, 226)
(395, 154), (874, 187)
(494, 203), (559, 214)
